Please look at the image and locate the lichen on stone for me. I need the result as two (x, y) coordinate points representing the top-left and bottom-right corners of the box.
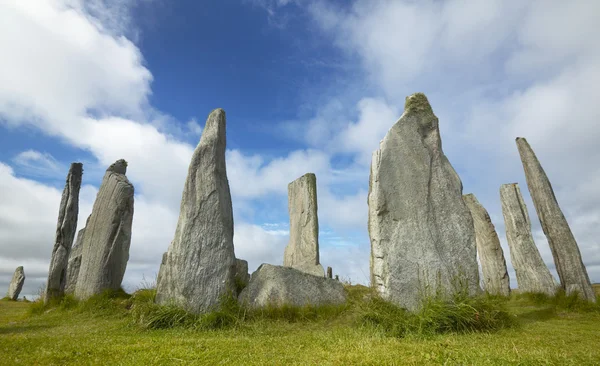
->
(404, 92), (436, 118)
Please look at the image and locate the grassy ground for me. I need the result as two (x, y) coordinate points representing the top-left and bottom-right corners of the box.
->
(0, 285), (599, 365)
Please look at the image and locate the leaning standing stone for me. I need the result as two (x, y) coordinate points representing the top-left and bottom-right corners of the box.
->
(463, 194), (511, 296)
(74, 160), (134, 299)
(500, 183), (557, 295)
(368, 93), (480, 311)
(516, 137), (595, 301)
(44, 163), (83, 302)
(155, 109), (236, 314)
(283, 173), (324, 277)
(7, 266), (25, 300)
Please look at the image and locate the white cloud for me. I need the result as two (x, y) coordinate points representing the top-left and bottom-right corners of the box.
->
(12, 150), (62, 177)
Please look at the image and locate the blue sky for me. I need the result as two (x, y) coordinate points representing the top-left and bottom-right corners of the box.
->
(1, 0), (599, 297)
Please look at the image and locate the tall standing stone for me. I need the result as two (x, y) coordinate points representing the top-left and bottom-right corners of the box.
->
(74, 160), (134, 299)
(516, 137), (595, 301)
(500, 183), (557, 295)
(155, 109), (236, 314)
(463, 194), (511, 296)
(368, 93), (480, 311)
(44, 163), (83, 302)
(283, 173), (324, 277)
(7, 266), (25, 300)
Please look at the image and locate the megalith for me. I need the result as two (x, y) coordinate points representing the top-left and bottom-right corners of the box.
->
(234, 258), (250, 292)
(65, 225), (86, 294)
(283, 173), (324, 277)
(516, 137), (595, 301)
(463, 194), (511, 296)
(44, 163), (83, 302)
(74, 160), (134, 299)
(368, 93), (480, 311)
(155, 109), (236, 314)
(7, 266), (25, 300)
(500, 183), (557, 295)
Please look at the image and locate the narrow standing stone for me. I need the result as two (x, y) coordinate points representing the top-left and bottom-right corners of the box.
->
(7, 266), (25, 300)
(516, 137), (595, 302)
(500, 183), (557, 295)
(327, 266), (333, 279)
(65, 224), (86, 294)
(234, 258), (250, 293)
(75, 160), (134, 299)
(44, 163), (83, 302)
(155, 109), (236, 314)
(368, 93), (480, 311)
(283, 173), (324, 277)
(463, 194), (511, 296)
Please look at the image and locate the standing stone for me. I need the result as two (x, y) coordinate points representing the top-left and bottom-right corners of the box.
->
(500, 183), (557, 295)
(74, 160), (134, 299)
(516, 137), (595, 301)
(327, 266), (333, 279)
(234, 258), (250, 292)
(463, 194), (511, 296)
(368, 93), (480, 311)
(44, 163), (83, 302)
(283, 173), (324, 277)
(7, 266), (25, 300)
(65, 225), (86, 294)
(155, 109), (236, 314)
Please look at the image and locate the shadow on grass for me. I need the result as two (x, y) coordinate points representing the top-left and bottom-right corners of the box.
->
(0, 324), (54, 335)
(515, 307), (557, 324)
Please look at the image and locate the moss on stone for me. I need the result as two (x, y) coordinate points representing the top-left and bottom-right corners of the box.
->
(404, 93), (435, 118)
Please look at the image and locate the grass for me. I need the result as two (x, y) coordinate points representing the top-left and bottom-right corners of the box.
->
(0, 285), (598, 365)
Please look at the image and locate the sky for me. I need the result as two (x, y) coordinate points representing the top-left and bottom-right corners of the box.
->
(1, 0), (599, 298)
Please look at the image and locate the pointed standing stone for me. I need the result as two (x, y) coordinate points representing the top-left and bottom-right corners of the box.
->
(283, 173), (324, 277)
(516, 137), (595, 301)
(368, 93), (480, 311)
(463, 194), (511, 296)
(75, 160), (134, 299)
(44, 163), (83, 302)
(7, 266), (25, 300)
(500, 183), (557, 295)
(155, 109), (236, 314)
(65, 224), (86, 294)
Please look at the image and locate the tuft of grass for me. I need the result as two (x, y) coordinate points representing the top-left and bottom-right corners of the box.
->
(515, 289), (600, 313)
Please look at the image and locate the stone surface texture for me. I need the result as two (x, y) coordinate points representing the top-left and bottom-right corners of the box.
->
(463, 193), (511, 296)
(65, 225), (86, 294)
(155, 109), (236, 314)
(74, 160), (134, 299)
(235, 258), (250, 290)
(516, 137), (595, 301)
(239, 264), (346, 308)
(500, 183), (557, 295)
(283, 173), (324, 277)
(368, 93), (480, 311)
(44, 163), (83, 302)
(7, 266), (25, 300)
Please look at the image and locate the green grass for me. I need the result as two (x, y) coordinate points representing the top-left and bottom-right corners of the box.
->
(0, 285), (599, 365)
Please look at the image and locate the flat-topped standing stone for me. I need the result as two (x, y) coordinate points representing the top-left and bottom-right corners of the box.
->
(368, 93), (480, 311)
(74, 160), (134, 299)
(65, 224), (86, 294)
(7, 266), (25, 300)
(516, 138), (595, 302)
(463, 194), (511, 296)
(500, 183), (557, 295)
(44, 163), (83, 302)
(283, 173), (324, 277)
(155, 109), (236, 314)
(239, 264), (346, 308)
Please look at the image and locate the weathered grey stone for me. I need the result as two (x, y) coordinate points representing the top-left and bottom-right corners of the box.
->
(239, 264), (346, 308)
(155, 109), (236, 314)
(74, 160), (134, 299)
(64, 225), (86, 294)
(500, 183), (557, 295)
(44, 163), (83, 302)
(463, 193), (511, 296)
(368, 93), (480, 311)
(235, 258), (250, 291)
(516, 138), (596, 302)
(327, 266), (332, 279)
(335, 275), (339, 281)
(7, 266), (25, 300)
(283, 173), (324, 277)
